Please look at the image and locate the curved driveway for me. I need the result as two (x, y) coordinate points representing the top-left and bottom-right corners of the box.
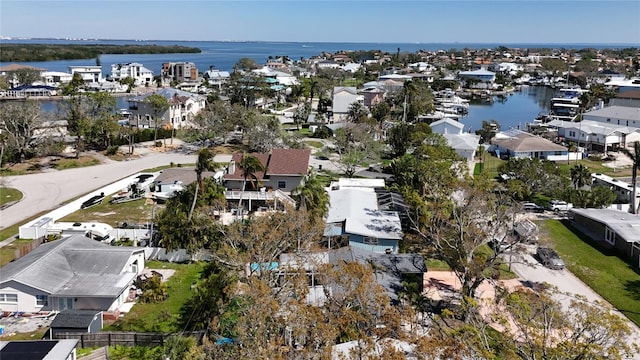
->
(1, 150), (196, 231)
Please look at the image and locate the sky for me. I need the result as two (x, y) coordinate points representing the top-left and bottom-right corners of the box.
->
(1, 0), (639, 44)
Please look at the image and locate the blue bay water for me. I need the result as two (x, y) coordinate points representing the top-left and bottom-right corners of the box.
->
(2, 39), (574, 128)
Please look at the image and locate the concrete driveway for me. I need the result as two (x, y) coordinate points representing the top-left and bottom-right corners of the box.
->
(0, 149), (196, 232)
(508, 246), (640, 358)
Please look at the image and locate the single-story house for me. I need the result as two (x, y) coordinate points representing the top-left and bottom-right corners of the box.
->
(490, 128), (568, 160)
(569, 208), (640, 267)
(457, 69), (496, 88)
(324, 179), (402, 254)
(591, 173), (640, 204)
(48, 310), (103, 339)
(0, 235), (145, 313)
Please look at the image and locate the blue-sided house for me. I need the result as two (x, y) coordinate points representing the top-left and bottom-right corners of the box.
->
(324, 179), (402, 254)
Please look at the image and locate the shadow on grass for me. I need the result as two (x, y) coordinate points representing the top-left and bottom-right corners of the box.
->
(561, 219), (640, 275)
(625, 279), (640, 302)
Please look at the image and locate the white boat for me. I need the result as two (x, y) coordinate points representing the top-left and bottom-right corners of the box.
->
(549, 87), (588, 120)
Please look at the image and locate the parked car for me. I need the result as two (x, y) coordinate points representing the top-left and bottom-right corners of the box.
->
(522, 202), (544, 213)
(546, 200), (573, 212)
(536, 246), (565, 270)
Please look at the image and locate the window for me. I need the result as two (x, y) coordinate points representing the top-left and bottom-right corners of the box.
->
(569, 131), (576, 137)
(278, 181), (286, 189)
(363, 236), (378, 245)
(604, 227), (615, 245)
(0, 293), (18, 303)
(36, 295), (48, 306)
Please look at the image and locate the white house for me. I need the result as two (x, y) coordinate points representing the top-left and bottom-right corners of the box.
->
(251, 67), (299, 86)
(110, 62), (154, 85)
(491, 128), (568, 160)
(582, 106), (640, 129)
(341, 62), (361, 73)
(548, 119), (640, 153)
(127, 88), (206, 129)
(204, 68), (231, 89)
(430, 118), (480, 161)
(41, 71), (73, 86)
(0, 235), (145, 313)
(68, 66), (103, 83)
(331, 87), (361, 122)
(457, 69), (496, 88)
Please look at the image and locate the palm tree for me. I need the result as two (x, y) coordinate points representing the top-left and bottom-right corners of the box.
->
(237, 154), (266, 216)
(570, 164), (591, 190)
(292, 170), (329, 221)
(189, 148), (216, 221)
(622, 141), (640, 214)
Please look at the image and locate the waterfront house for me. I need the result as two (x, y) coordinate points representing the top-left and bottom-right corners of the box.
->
(68, 65), (103, 84)
(127, 87), (206, 129)
(490, 129), (568, 160)
(110, 62), (154, 86)
(582, 105), (640, 129)
(0, 234), (145, 314)
(5, 85), (58, 98)
(569, 208), (640, 267)
(162, 62), (198, 82)
(331, 87), (361, 122)
(457, 69), (496, 88)
(430, 118), (480, 162)
(41, 71), (73, 86)
(324, 178), (402, 254)
(0, 64), (45, 88)
(549, 119), (640, 154)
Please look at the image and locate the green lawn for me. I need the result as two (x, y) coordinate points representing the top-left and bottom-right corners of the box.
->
(0, 187), (23, 207)
(479, 153), (504, 179)
(305, 140), (324, 149)
(58, 197), (156, 228)
(556, 159), (632, 178)
(106, 261), (207, 333)
(541, 220), (640, 326)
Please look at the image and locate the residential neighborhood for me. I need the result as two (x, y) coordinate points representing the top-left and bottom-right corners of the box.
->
(1, 39), (640, 359)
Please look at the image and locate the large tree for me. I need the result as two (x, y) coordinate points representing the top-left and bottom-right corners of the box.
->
(145, 93), (170, 144)
(0, 100), (44, 163)
(570, 163), (592, 189)
(236, 153), (266, 216)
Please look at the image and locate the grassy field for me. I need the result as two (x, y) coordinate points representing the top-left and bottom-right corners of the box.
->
(557, 158), (632, 178)
(106, 261), (206, 333)
(0, 187), (22, 207)
(58, 197), (158, 228)
(541, 219), (640, 326)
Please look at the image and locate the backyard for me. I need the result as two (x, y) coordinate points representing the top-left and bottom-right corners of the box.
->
(105, 260), (207, 333)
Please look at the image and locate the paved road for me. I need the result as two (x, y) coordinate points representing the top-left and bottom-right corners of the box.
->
(508, 246), (640, 358)
(0, 149), (196, 232)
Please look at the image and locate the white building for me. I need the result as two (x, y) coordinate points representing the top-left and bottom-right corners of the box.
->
(68, 65), (103, 83)
(331, 87), (361, 122)
(582, 106), (640, 129)
(548, 119), (640, 153)
(110, 62), (154, 85)
(430, 118), (480, 161)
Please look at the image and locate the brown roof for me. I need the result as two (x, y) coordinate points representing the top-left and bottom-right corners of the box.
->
(617, 90), (640, 100)
(0, 63), (46, 72)
(494, 132), (567, 152)
(225, 149), (310, 180)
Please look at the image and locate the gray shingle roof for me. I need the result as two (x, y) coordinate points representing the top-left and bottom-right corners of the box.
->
(50, 310), (101, 329)
(0, 235), (141, 297)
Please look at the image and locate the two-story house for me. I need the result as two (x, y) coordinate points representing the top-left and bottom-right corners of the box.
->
(127, 88), (206, 129)
(110, 62), (154, 85)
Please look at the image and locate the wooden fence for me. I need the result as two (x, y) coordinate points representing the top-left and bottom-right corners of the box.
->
(14, 237), (44, 260)
(54, 331), (205, 348)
